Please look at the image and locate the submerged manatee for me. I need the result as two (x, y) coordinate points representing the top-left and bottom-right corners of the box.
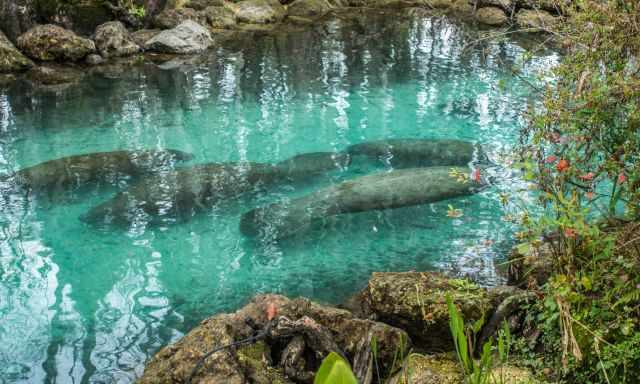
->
(346, 139), (482, 168)
(82, 152), (349, 228)
(240, 166), (485, 240)
(11, 149), (193, 197)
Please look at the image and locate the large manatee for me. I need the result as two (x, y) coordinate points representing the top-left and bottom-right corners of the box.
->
(346, 139), (483, 168)
(240, 166), (485, 240)
(82, 151), (349, 228)
(10, 149), (193, 197)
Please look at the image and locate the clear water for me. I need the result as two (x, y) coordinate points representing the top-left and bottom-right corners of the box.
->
(0, 11), (559, 383)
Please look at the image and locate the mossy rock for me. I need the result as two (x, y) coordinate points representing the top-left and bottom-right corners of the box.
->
(0, 30), (33, 73)
(353, 272), (492, 351)
(17, 24), (96, 61)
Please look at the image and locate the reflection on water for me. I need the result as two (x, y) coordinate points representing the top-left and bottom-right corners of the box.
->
(0, 10), (558, 383)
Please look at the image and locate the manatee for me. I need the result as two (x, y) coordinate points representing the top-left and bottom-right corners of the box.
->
(346, 139), (482, 168)
(82, 152), (350, 228)
(10, 149), (193, 197)
(240, 166), (485, 240)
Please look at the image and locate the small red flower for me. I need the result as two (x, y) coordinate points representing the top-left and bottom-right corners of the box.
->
(556, 159), (570, 172)
(586, 191), (594, 200)
(545, 155), (557, 164)
(564, 228), (577, 238)
(472, 169), (481, 183)
(579, 172), (595, 181)
(618, 173), (627, 184)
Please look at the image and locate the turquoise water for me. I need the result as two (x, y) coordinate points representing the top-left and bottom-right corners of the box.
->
(0, 11), (558, 383)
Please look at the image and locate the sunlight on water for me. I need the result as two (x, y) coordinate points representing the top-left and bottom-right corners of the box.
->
(0, 11), (559, 383)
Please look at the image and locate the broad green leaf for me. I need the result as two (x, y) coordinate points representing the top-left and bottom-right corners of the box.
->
(314, 352), (358, 384)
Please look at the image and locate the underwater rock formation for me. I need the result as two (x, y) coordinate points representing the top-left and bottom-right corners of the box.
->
(82, 152), (347, 227)
(10, 149), (192, 198)
(346, 139), (482, 169)
(138, 294), (409, 384)
(240, 166), (484, 240)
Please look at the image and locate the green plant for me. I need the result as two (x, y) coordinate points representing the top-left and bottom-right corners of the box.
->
(447, 294), (494, 384)
(314, 352), (358, 384)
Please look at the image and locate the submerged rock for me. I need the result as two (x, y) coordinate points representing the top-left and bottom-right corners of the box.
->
(240, 166), (484, 240)
(85, 53), (104, 65)
(24, 64), (85, 87)
(0, 30), (33, 73)
(351, 272), (491, 350)
(94, 21), (141, 58)
(287, 0), (333, 20)
(17, 24), (96, 62)
(475, 6), (509, 26)
(228, 0), (286, 24)
(516, 9), (560, 31)
(145, 20), (213, 54)
(139, 294), (409, 383)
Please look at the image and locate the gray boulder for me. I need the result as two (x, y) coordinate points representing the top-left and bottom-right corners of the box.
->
(145, 20), (213, 54)
(94, 21), (141, 58)
(475, 6), (509, 26)
(17, 24), (96, 61)
(0, 30), (33, 73)
(227, 0), (286, 24)
(152, 7), (207, 29)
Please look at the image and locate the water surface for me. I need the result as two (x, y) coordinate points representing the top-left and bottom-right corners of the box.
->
(0, 11), (558, 383)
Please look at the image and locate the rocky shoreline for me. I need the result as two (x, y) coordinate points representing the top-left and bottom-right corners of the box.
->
(0, 0), (564, 88)
(139, 263), (550, 383)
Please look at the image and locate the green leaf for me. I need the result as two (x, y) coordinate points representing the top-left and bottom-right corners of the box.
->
(314, 352), (358, 384)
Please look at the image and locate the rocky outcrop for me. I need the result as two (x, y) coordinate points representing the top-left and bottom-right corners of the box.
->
(94, 21), (141, 58)
(475, 6), (509, 26)
(0, 30), (33, 73)
(145, 20), (213, 54)
(139, 294), (409, 383)
(0, 0), (38, 44)
(17, 24), (96, 62)
(287, 0), (333, 20)
(131, 29), (162, 47)
(350, 272), (492, 350)
(153, 7), (207, 29)
(227, 0), (286, 24)
(204, 6), (238, 29)
(516, 9), (560, 31)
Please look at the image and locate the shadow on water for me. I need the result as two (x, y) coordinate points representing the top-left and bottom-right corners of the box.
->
(0, 9), (559, 383)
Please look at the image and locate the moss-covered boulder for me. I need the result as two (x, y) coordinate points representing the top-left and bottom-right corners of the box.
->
(287, 0), (333, 20)
(94, 21), (141, 58)
(203, 6), (238, 29)
(0, 30), (33, 73)
(227, 0), (286, 24)
(153, 7), (207, 29)
(515, 9), (560, 31)
(140, 294), (409, 383)
(389, 354), (543, 384)
(185, 0), (226, 10)
(475, 6), (509, 26)
(17, 24), (96, 61)
(352, 272), (492, 351)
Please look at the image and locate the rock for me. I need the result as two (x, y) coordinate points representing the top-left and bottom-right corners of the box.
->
(508, 243), (553, 289)
(516, 9), (560, 31)
(85, 53), (104, 65)
(287, 0), (333, 20)
(153, 7), (207, 29)
(131, 29), (162, 47)
(0, 0), (38, 44)
(17, 24), (96, 62)
(145, 20), (213, 54)
(517, 0), (568, 14)
(185, 0), (226, 10)
(0, 30), (33, 73)
(25, 65), (85, 87)
(203, 6), (238, 29)
(94, 21), (141, 58)
(352, 272), (492, 350)
(389, 354), (542, 384)
(139, 294), (409, 383)
(475, 6), (509, 26)
(450, 0), (474, 15)
(474, 0), (514, 11)
(227, 0), (286, 24)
